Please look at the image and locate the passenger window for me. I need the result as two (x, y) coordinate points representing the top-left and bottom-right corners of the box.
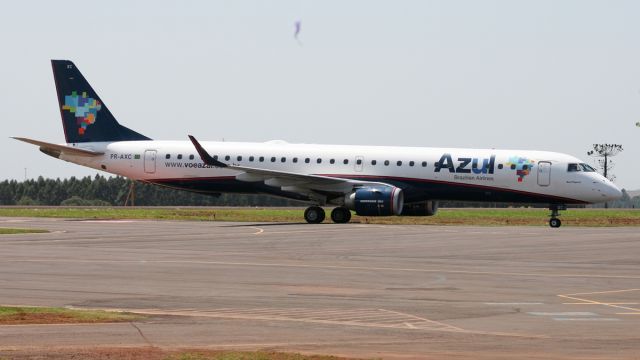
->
(305, 158), (310, 163)
(177, 154), (183, 160)
(397, 161), (402, 166)
(165, 154), (171, 159)
(189, 154), (194, 160)
(498, 164), (503, 169)
(293, 157), (298, 163)
(343, 159), (349, 164)
(317, 158), (322, 164)
(330, 159), (335, 164)
(237, 156), (242, 161)
(213, 155), (219, 160)
(225, 155), (231, 161)
(271, 157), (276, 162)
(371, 160), (377, 165)
(409, 161), (414, 167)
(281, 157), (286, 163)
(422, 161), (427, 167)
(249, 156), (254, 162)
(259, 156), (264, 162)
(356, 159), (362, 165)
(384, 160), (390, 166)
(510, 164), (516, 170)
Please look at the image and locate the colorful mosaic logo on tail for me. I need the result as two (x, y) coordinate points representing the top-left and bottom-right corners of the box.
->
(506, 156), (536, 182)
(62, 91), (102, 135)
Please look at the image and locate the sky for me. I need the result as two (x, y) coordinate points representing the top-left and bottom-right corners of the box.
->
(1, 0), (639, 189)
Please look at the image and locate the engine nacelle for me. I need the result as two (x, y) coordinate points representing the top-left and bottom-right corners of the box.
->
(400, 200), (438, 216)
(344, 186), (404, 216)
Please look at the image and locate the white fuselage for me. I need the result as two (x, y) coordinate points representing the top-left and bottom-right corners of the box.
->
(59, 140), (622, 205)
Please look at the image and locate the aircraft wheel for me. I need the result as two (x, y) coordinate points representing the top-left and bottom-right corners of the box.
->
(304, 206), (325, 224)
(549, 218), (561, 228)
(330, 207), (352, 223)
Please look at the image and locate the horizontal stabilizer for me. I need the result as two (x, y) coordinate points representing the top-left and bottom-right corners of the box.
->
(12, 137), (104, 157)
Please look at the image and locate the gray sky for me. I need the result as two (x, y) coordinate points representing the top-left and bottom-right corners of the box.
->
(2, 0), (639, 189)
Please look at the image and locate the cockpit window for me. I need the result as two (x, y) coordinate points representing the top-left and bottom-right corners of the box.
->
(567, 163), (579, 172)
(580, 163), (596, 172)
(568, 163), (596, 172)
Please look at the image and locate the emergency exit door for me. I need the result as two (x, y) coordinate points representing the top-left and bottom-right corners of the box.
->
(144, 150), (156, 174)
(355, 156), (364, 172)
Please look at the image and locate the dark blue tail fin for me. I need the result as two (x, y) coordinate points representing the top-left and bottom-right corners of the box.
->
(52, 60), (151, 143)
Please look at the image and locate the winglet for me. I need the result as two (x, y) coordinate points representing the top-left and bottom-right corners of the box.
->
(188, 135), (228, 168)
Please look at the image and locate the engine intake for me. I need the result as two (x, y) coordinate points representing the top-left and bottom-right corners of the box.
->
(345, 186), (404, 216)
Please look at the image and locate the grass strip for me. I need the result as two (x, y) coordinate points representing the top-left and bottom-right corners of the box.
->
(0, 207), (638, 226)
(0, 306), (143, 325)
(0, 228), (49, 234)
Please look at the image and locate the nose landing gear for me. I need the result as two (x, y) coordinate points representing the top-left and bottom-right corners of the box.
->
(549, 204), (566, 228)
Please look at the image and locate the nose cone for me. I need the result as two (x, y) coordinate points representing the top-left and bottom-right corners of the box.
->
(604, 182), (623, 201)
(589, 177), (623, 203)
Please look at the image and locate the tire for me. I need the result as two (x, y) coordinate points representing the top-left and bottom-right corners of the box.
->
(304, 206), (325, 224)
(330, 207), (352, 224)
(549, 218), (561, 228)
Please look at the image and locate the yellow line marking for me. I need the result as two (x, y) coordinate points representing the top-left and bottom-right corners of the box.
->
(558, 288), (640, 314)
(564, 288), (640, 296)
(63, 306), (547, 339)
(251, 227), (264, 235)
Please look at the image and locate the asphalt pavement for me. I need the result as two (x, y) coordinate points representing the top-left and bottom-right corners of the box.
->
(0, 217), (639, 359)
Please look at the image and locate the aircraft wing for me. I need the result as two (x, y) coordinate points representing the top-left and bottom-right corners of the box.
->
(12, 137), (104, 157)
(188, 135), (392, 198)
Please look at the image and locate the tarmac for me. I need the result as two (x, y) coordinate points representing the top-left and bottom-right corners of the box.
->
(0, 217), (639, 359)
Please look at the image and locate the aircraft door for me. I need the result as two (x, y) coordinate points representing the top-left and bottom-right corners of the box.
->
(537, 161), (551, 186)
(144, 150), (157, 174)
(355, 156), (364, 172)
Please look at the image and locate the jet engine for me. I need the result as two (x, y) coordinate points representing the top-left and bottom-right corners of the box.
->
(344, 186), (404, 216)
(400, 200), (438, 216)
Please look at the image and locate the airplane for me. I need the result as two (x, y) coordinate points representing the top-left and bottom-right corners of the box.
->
(13, 60), (623, 227)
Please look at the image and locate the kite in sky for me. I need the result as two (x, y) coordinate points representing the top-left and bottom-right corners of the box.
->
(294, 20), (302, 46)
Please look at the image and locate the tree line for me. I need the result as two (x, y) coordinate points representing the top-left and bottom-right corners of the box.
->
(0, 175), (302, 207)
(0, 175), (637, 208)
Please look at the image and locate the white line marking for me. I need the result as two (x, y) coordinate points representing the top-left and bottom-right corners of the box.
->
(485, 302), (543, 305)
(563, 302), (638, 305)
(528, 312), (596, 316)
(5, 259), (639, 280)
(553, 318), (620, 321)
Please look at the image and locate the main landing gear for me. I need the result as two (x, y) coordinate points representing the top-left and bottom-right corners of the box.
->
(548, 204), (566, 228)
(330, 207), (351, 224)
(304, 206), (352, 224)
(304, 206), (325, 224)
